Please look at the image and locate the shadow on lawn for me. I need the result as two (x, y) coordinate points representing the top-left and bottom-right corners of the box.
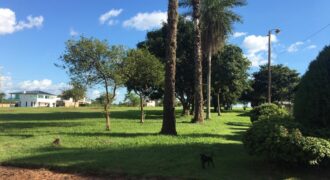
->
(0, 109), (180, 122)
(3, 142), (329, 179)
(2, 143), (250, 179)
(59, 131), (245, 142)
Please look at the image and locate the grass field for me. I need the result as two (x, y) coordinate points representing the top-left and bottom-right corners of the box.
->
(0, 107), (329, 179)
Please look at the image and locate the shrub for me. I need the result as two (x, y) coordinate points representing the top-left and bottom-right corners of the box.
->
(243, 118), (330, 165)
(294, 45), (330, 129)
(250, 103), (288, 123)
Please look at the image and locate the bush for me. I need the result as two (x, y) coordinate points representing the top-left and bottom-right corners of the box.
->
(250, 103), (288, 123)
(243, 118), (330, 165)
(294, 45), (330, 130)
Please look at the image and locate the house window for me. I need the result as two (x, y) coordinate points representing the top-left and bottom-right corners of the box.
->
(38, 95), (44, 98)
(26, 102), (27, 107)
(45, 96), (49, 99)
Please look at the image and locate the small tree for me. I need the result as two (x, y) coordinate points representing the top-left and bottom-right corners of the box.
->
(124, 49), (164, 123)
(124, 92), (140, 107)
(212, 45), (250, 115)
(57, 36), (125, 131)
(61, 81), (86, 107)
(0, 92), (5, 103)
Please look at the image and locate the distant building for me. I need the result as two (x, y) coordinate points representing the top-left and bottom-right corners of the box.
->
(145, 100), (156, 107)
(10, 91), (59, 107)
(57, 97), (91, 107)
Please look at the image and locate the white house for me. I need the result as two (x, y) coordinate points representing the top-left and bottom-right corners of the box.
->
(10, 91), (59, 107)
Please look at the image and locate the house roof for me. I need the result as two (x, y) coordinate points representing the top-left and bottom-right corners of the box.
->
(10, 90), (56, 96)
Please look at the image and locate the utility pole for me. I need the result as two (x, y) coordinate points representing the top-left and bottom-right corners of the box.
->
(267, 31), (271, 103)
(267, 28), (280, 103)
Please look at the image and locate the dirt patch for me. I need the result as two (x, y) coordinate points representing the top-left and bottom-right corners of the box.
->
(0, 166), (105, 180)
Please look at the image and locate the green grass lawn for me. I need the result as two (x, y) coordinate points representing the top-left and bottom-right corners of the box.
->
(0, 107), (329, 179)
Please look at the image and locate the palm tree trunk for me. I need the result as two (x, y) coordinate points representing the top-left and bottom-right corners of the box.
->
(192, 0), (204, 123)
(206, 49), (212, 119)
(161, 0), (178, 135)
(140, 94), (144, 123)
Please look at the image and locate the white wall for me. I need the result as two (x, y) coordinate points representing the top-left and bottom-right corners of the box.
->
(18, 94), (57, 107)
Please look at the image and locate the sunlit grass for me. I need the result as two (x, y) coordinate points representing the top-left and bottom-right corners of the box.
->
(0, 107), (328, 179)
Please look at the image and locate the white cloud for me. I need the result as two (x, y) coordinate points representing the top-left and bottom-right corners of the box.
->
(69, 28), (79, 36)
(0, 8), (43, 35)
(287, 41), (304, 53)
(242, 34), (277, 67)
(233, 32), (247, 38)
(123, 11), (167, 31)
(307, 44), (317, 49)
(99, 9), (123, 25)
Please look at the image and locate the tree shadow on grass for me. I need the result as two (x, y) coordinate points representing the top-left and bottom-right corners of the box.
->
(3, 142), (328, 179)
(0, 122), (83, 130)
(0, 109), (181, 122)
(225, 122), (250, 127)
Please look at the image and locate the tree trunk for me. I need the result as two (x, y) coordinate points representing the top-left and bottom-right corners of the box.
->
(217, 92), (221, 116)
(192, 0), (204, 123)
(182, 102), (190, 116)
(161, 0), (178, 135)
(104, 81), (111, 131)
(206, 49), (212, 119)
(140, 94), (144, 123)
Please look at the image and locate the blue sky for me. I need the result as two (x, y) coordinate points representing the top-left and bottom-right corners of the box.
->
(1, 0), (330, 102)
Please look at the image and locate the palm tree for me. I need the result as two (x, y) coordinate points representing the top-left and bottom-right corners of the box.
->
(191, 0), (204, 123)
(202, 0), (245, 119)
(161, 0), (178, 135)
(181, 0), (245, 119)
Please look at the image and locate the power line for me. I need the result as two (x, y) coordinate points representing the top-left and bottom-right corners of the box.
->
(276, 22), (330, 56)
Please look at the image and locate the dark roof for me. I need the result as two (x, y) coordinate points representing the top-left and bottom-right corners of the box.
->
(10, 90), (56, 96)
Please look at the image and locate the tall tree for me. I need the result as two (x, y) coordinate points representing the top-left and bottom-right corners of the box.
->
(161, 0), (178, 135)
(212, 45), (250, 114)
(250, 64), (300, 107)
(201, 0), (245, 119)
(124, 49), (164, 123)
(57, 37), (126, 131)
(137, 17), (195, 116)
(191, 0), (204, 123)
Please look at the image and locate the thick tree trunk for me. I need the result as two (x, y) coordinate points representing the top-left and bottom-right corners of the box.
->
(217, 92), (221, 116)
(140, 94), (144, 123)
(192, 0), (204, 123)
(104, 82), (110, 131)
(161, 0), (178, 135)
(206, 49), (212, 119)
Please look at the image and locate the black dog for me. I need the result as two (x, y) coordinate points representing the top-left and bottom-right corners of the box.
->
(200, 153), (215, 169)
(53, 138), (61, 146)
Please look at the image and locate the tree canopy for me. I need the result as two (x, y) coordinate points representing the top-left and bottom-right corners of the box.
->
(212, 44), (250, 112)
(250, 64), (300, 106)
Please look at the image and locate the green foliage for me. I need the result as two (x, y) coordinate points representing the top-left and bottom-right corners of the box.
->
(250, 103), (288, 123)
(294, 45), (330, 130)
(212, 45), (250, 108)
(243, 118), (330, 165)
(123, 48), (164, 98)
(138, 17), (195, 113)
(0, 92), (5, 103)
(61, 81), (86, 102)
(123, 92), (140, 107)
(250, 64), (300, 106)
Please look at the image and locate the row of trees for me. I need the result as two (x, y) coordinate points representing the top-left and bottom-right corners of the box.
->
(57, 0), (300, 135)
